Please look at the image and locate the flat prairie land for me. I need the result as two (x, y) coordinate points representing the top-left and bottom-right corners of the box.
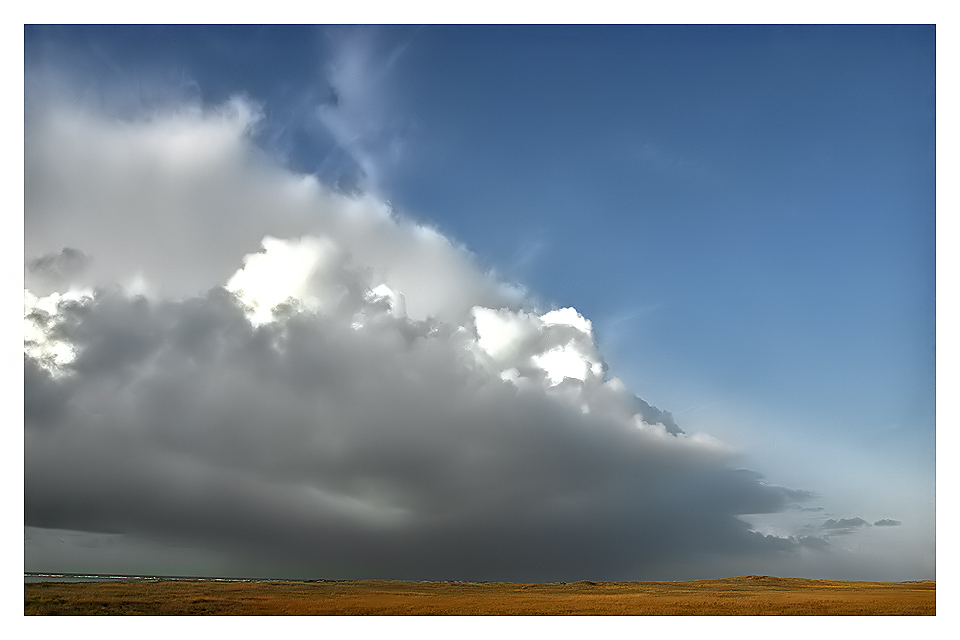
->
(24, 575), (934, 615)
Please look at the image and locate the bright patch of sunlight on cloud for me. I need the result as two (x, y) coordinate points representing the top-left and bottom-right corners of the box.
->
(23, 288), (93, 372)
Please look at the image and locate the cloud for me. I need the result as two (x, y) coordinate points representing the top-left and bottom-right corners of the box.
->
(24, 94), (518, 322)
(821, 517), (871, 534)
(24, 91), (818, 581)
(314, 27), (417, 194)
(26, 247), (90, 279)
(874, 519), (902, 527)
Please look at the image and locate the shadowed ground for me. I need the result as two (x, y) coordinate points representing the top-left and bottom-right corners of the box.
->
(24, 575), (935, 615)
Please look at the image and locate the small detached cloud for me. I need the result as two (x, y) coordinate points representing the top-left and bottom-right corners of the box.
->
(27, 247), (90, 276)
(26, 247), (91, 292)
(821, 517), (871, 534)
(874, 519), (902, 527)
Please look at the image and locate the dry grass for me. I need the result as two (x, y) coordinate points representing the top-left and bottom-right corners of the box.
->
(24, 575), (935, 616)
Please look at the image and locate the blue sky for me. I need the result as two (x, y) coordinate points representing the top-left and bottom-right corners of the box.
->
(22, 24), (936, 581)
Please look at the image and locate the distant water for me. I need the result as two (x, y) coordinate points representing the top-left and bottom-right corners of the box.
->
(26, 573), (142, 583)
(24, 572), (272, 583)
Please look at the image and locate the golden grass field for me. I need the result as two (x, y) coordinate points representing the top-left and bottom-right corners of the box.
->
(24, 575), (934, 615)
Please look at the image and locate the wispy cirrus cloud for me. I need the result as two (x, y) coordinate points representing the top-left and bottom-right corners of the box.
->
(314, 27), (420, 195)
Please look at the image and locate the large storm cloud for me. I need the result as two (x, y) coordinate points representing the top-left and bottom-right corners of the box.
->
(24, 89), (822, 581)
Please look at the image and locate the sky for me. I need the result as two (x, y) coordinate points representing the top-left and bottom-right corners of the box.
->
(21, 23), (936, 583)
